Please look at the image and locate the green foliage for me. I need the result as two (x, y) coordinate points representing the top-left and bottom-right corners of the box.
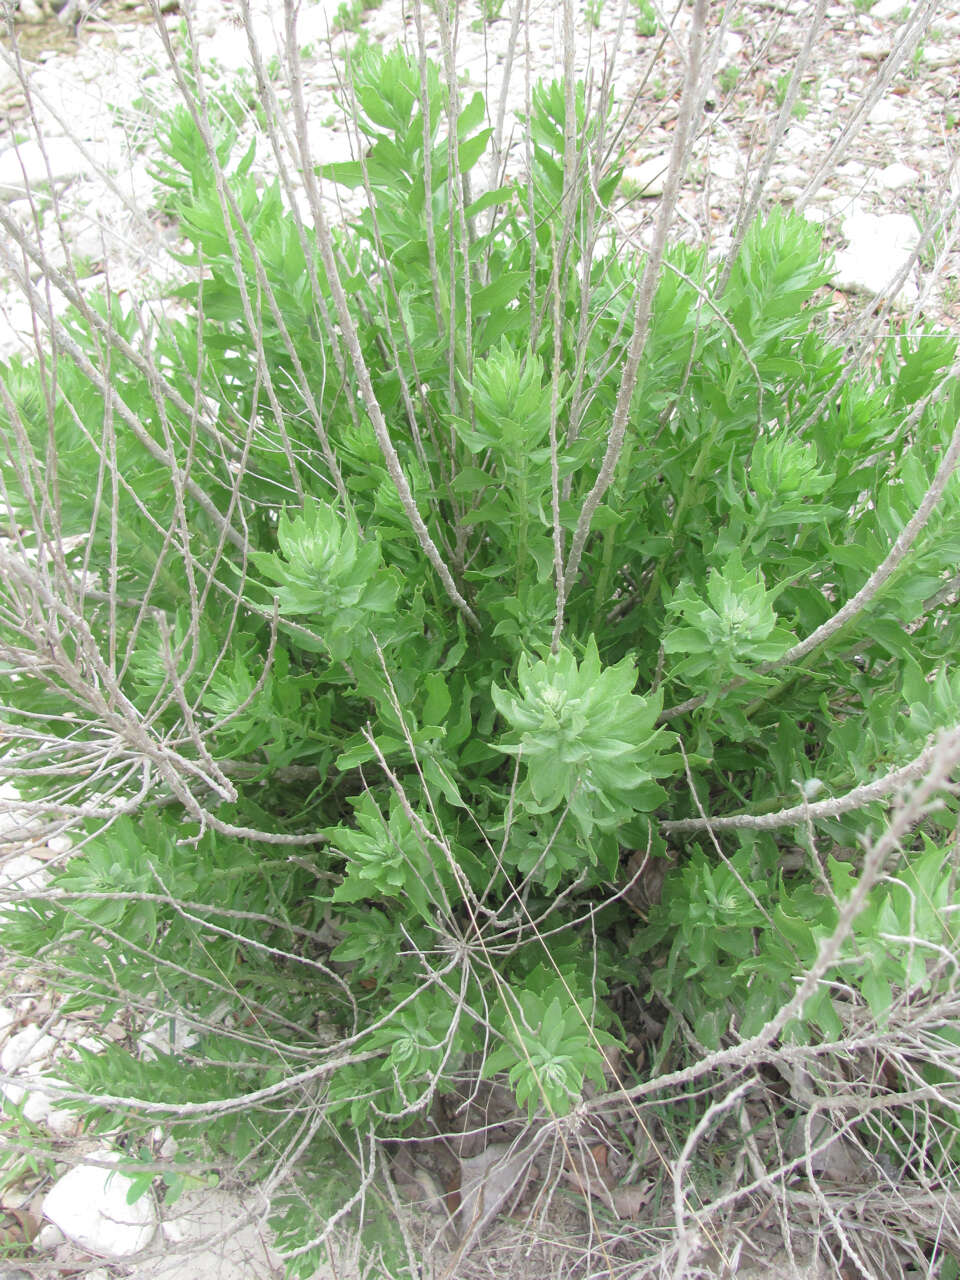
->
(493, 637), (677, 837)
(637, 834), (959, 1049)
(717, 65), (739, 96)
(633, 0), (658, 37)
(250, 501), (400, 660)
(585, 0), (605, 30)
(1, 39), (959, 1272)
(332, 0), (382, 35)
(773, 70), (815, 118)
(484, 974), (621, 1118)
(664, 552), (797, 683)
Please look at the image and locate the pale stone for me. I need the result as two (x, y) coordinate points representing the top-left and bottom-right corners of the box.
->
(781, 124), (816, 155)
(21, 1087), (52, 1124)
(622, 154), (670, 198)
(297, 0), (350, 45)
(843, 210), (919, 253)
(0, 1005), (16, 1042)
(42, 1153), (157, 1258)
(878, 161), (918, 191)
(0, 60), (22, 96)
(139, 1012), (199, 1061)
(0, 780), (25, 834)
(149, 1190), (284, 1276)
(923, 44), (958, 69)
(17, 0), (45, 22)
(777, 163), (806, 185)
(710, 149), (739, 182)
(159, 1133), (178, 1159)
(834, 211), (920, 307)
(867, 98), (898, 124)
(45, 1106), (81, 1138)
(0, 853), (48, 900)
(828, 192), (870, 220)
(75, 1035), (108, 1055)
(859, 36), (890, 61)
(872, 0), (908, 16)
(0, 138), (89, 199)
(718, 31), (744, 64)
(1, 1025), (56, 1072)
(35, 1222), (64, 1250)
(70, 221), (108, 266)
(0, 1080), (26, 1107)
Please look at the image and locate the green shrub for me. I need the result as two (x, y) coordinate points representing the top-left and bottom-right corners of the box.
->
(1, 39), (959, 1275)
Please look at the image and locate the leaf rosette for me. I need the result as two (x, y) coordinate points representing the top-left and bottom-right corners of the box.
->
(492, 636), (679, 836)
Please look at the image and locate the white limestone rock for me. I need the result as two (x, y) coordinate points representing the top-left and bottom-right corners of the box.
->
(0, 1005), (16, 1043)
(922, 44), (958, 70)
(42, 1152), (158, 1258)
(858, 36), (890, 61)
(835, 160), (866, 179)
(0, 137), (88, 199)
(0, 853), (48, 897)
(710, 149), (740, 182)
(20, 1087), (52, 1125)
(778, 164), (807, 185)
(17, 0), (45, 22)
(149, 1190), (283, 1277)
(45, 1105), (82, 1138)
(1, 1024), (56, 1073)
(139, 1011), (199, 1061)
(35, 1223), (65, 1250)
(877, 161), (918, 191)
(622, 154), (670, 198)
(867, 98), (899, 125)
(834, 211), (920, 307)
(782, 124), (816, 155)
(717, 31), (744, 66)
(0, 59), (22, 95)
(828, 192), (870, 220)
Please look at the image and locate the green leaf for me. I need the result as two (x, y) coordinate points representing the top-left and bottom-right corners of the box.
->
(422, 671), (452, 725)
(472, 271), (528, 315)
(861, 970), (892, 1025)
(315, 160), (365, 188)
(458, 126), (493, 173)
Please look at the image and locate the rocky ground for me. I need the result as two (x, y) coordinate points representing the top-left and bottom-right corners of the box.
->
(0, 0), (958, 365)
(0, 0), (958, 1276)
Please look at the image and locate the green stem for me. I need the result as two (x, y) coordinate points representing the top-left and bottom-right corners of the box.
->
(590, 439), (634, 630)
(515, 470), (528, 595)
(591, 527), (617, 633)
(643, 422), (721, 609)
